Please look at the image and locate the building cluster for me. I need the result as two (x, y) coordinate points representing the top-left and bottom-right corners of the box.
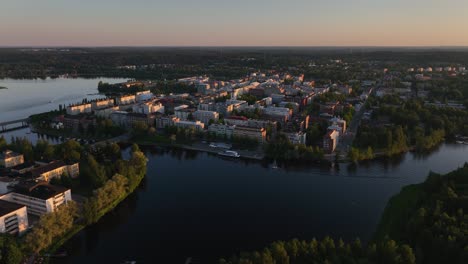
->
(0, 150), (75, 235)
(55, 72), (369, 154)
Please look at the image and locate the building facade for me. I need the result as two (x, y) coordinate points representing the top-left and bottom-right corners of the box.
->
(66, 103), (92, 115)
(0, 182), (72, 216)
(0, 150), (24, 168)
(233, 126), (266, 143)
(323, 130), (339, 154)
(0, 200), (28, 235)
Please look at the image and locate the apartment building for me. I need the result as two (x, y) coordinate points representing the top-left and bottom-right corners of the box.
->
(233, 126), (266, 143)
(0, 200), (28, 235)
(194, 110), (219, 124)
(0, 150), (24, 168)
(323, 130), (339, 154)
(0, 182), (72, 216)
(30, 161), (80, 182)
(116, 94), (136, 105)
(208, 124), (235, 139)
(66, 103), (92, 115)
(91, 98), (115, 110)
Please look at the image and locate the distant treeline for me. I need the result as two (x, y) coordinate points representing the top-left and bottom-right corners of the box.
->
(2, 48), (468, 79)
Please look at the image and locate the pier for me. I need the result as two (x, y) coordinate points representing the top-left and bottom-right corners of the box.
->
(0, 118), (30, 133)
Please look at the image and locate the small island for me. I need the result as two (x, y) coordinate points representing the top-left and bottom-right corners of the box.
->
(0, 86), (7, 89)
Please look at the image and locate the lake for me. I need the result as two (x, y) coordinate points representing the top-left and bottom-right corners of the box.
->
(55, 144), (468, 264)
(0, 77), (125, 123)
(1, 78), (467, 264)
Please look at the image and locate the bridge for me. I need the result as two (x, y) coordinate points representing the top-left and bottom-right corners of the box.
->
(0, 118), (30, 133)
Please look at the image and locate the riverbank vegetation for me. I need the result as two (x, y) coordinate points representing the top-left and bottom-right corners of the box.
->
(265, 134), (324, 161)
(352, 95), (468, 159)
(0, 137), (147, 263)
(223, 164), (468, 264)
(374, 164), (468, 264)
(221, 237), (416, 264)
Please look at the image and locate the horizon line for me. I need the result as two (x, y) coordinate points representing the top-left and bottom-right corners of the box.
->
(2, 45), (468, 49)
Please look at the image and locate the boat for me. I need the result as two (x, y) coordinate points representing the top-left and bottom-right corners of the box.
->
(218, 150), (240, 158)
(271, 160), (279, 169)
(456, 141), (464, 144)
(210, 142), (232, 149)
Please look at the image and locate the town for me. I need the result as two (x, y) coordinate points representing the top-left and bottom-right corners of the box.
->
(1, 54), (468, 263)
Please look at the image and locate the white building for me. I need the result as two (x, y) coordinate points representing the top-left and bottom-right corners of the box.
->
(0, 200), (28, 235)
(174, 120), (205, 131)
(0, 182), (72, 216)
(116, 95), (136, 105)
(208, 124), (235, 139)
(136, 90), (153, 102)
(94, 106), (120, 119)
(284, 132), (307, 145)
(66, 103), (92, 115)
(91, 98), (115, 110)
(175, 108), (196, 121)
(194, 110), (219, 124)
(263, 106), (292, 122)
(132, 101), (165, 114)
(31, 161), (80, 182)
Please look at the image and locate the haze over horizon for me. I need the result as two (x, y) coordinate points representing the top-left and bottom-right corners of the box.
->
(1, 0), (468, 47)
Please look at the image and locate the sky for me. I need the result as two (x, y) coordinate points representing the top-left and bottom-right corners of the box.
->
(1, 0), (468, 47)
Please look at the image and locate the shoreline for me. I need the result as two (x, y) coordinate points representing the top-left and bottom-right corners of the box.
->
(43, 172), (146, 263)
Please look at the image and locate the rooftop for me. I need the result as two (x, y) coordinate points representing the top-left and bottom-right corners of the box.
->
(0, 150), (23, 160)
(0, 200), (25, 217)
(13, 181), (69, 200)
(30, 161), (66, 178)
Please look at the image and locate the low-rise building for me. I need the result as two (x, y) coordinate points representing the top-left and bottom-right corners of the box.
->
(0, 150), (24, 168)
(0, 200), (28, 235)
(0, 182), (72, 216)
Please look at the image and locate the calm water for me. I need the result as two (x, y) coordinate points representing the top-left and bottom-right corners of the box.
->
(0, 78), (125, 123)
(56, 144), (468, 264)
(1, 78), (468, 264)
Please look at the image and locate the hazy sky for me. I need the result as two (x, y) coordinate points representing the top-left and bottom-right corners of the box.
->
(1, 0), (468, 46)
